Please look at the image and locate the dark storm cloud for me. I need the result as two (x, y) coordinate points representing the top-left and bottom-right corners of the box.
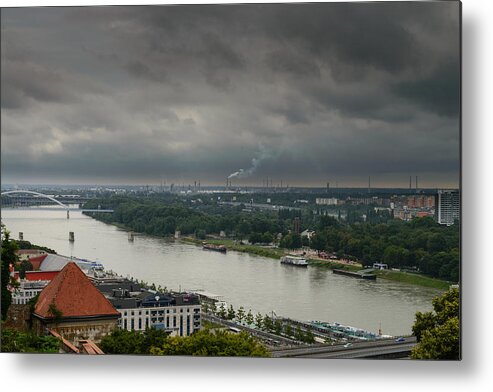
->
(393, 61), (460, 117)
(1, 2), (460, 187)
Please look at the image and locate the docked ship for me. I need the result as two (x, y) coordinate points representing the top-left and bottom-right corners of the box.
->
(280, 255), (308, 267)
(202, 243), (227, 253)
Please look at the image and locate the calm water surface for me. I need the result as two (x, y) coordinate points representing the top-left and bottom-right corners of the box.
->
(2, 209), (442, 335)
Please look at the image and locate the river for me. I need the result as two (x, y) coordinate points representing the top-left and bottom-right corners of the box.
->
(1, 208), (442, 335)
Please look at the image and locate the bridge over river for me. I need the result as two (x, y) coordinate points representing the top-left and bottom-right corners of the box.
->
(1, 190), (113, 215)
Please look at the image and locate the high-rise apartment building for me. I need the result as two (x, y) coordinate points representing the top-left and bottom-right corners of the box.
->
(435, 190), (460, 225)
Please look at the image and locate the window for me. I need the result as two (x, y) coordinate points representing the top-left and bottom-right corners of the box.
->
(138, 318), (142, 330)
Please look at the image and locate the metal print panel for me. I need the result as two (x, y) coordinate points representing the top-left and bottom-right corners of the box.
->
(0, 1), (461, 360)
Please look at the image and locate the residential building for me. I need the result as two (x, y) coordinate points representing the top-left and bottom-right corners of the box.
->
(315, 197), (338, 205)
(293, 217), (301, 234)
(12, 271), (60, 305)
(96, 279), (201, 337)
(406, 195), (435, 209)
(435, 189), (460, 225)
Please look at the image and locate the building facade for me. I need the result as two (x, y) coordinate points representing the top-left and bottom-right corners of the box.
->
(315, 197), (339, 205)
(435, 190), (460, 225)
(96, 280), (201, 337)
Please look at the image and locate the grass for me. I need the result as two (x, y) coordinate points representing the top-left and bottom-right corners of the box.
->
(307, 259), (362, 272)
(181, 237), (286, 259)
(373, 269), (451, 290)
(307, 259), (450, 290)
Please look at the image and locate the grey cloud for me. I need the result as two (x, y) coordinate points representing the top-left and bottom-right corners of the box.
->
(1, 3), (460, 187)
(124, 60), (165, 82)
(393, 60), (460, 117)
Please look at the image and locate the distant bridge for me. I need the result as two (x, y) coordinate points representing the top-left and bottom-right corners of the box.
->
(1, 190), (113, 215)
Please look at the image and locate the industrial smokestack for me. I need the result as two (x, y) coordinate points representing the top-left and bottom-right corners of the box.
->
(415, 176), (418, 190)
(368, 176), (371, 193)
(409, 176), (412, 189)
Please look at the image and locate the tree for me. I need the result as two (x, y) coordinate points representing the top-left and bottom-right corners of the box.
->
(263, 314), (273, 331)
(274, 319), (282, 335)
(227, 304), (236, 320)
(236, 306), (246, 324)
(284, 323), (293, 337)
(218, 304), (227, 319)
(304, 327), (315, 344)
(1, 328), (60, 353)
(19, 259), (34, 279)
(149, 329), (270, 357)
(295, 325), (304, 341)
(411, 288), (460, 360)
(100, 328), (170, 355)
(1, 229), (18, 320)
(245, 310), (254, 326)
(255, 313), (263, 329)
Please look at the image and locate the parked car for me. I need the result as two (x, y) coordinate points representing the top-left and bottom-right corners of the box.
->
(395, 337), (406, 342)
(344, 343), (353, 348)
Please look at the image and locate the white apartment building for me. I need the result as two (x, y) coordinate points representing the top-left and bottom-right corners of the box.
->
(315, 197), (339, 206)
(118, 301), (201, 337)
(435, 190), (460, 225)
(12, 280), (49, 305)
(96, 281), (201, 337)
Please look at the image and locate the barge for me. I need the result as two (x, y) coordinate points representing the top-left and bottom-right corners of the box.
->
(332, 269), (376, 280)
(202, 243), (227, 253)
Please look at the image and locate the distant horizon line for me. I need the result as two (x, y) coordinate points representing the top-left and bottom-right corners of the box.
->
(1, 183), (460, 191)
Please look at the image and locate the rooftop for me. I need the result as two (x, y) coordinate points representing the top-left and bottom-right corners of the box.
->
(34, 262), (120, 320)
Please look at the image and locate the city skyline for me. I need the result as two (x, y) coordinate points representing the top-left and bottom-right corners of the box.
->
(1, 2), (460, 187)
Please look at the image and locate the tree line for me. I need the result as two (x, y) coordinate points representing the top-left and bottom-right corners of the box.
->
(203, 302), (315, 344)
(84, 197), (459, 282)
(99, 327), (270, 357)
(308, 216), (459, 282)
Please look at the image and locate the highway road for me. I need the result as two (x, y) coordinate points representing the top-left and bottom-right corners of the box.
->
(271, 337), (417, 359)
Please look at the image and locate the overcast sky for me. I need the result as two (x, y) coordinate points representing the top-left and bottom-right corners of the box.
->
(1, 2), (460, 188)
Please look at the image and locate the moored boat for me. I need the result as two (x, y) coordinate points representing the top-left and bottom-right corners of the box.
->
(202, 243), (227, 253)
(280, 254), (308, 267)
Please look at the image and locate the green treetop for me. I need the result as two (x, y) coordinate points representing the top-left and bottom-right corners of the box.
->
(411, 288), (460, 360)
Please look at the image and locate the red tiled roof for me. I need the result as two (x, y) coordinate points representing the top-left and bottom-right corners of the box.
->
(24, 271), (60, 281)
(28, 254), (48, 270)
(34, 262), (120, 319)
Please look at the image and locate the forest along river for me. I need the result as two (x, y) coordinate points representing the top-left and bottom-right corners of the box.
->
(2, 208), (443, 336)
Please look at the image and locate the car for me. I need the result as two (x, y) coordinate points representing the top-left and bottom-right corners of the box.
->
(395, 337), (406, 342)
(343, 343), (353, 348)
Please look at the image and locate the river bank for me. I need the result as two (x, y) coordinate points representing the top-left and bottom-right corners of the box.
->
(181, 237), (286, 259)
(83, 213), (450, 291)
(184, 237), (450, 290)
